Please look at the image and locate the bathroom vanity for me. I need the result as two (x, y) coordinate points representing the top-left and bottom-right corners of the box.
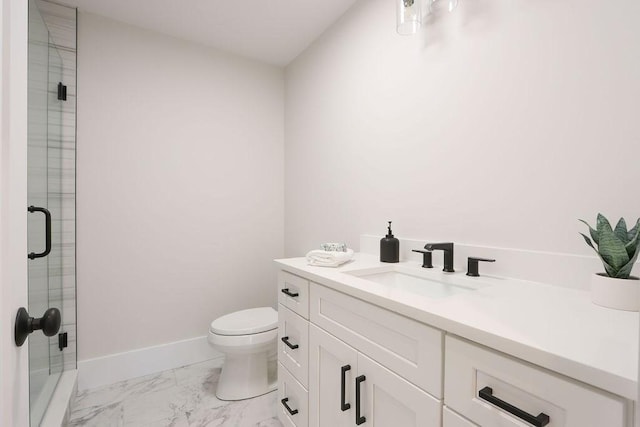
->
(274, 253), (637, 427)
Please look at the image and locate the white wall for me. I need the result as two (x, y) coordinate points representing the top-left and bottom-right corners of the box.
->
(0, 0), (30, 425)
(284, 0), (640, 262)
(77, 13), (284, 360)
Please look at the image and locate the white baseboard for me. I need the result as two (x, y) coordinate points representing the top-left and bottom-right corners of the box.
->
(77, 336), (222, 391)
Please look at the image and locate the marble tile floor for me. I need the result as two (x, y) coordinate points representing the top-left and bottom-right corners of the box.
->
(68, 358), (283, 427)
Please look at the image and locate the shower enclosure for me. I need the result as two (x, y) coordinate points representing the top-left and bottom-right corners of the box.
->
(26, 1), (77, 425)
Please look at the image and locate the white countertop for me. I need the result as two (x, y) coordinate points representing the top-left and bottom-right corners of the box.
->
(275, 253), (639, 400)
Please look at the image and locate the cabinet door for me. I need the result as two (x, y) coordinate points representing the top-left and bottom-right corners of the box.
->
(310, 283), (443, 397)
(357, 353), (442, 427)
(309, 324), (358, 427)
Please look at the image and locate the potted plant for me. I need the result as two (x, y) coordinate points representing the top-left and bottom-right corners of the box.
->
(580, 214), (640, 311)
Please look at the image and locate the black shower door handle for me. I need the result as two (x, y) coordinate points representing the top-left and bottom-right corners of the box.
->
(28, 206), (52, 259)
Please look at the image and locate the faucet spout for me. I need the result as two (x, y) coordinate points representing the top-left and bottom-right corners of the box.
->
(424, 242), (454, 272)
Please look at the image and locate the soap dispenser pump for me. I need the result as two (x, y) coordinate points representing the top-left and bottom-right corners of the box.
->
(380, 221), (399, 263)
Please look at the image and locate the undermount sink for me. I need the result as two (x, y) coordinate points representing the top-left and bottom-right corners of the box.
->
(344, 265), (488, 299)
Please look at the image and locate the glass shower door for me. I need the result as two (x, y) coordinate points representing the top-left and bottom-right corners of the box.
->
(27, 1), (64, 425)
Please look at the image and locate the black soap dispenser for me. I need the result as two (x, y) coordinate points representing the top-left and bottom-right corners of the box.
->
(380, 221), (399, 263)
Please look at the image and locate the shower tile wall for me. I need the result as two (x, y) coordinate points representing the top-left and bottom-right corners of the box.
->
(36, 0), (77, 373)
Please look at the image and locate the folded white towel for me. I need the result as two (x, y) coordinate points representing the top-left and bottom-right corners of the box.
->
(320, 242), (347, 252)
(306, 248), (354, 267)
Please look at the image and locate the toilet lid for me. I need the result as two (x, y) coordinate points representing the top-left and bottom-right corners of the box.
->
(209, 307), (278, 336)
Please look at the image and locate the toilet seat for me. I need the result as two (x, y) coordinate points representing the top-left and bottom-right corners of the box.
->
(209, 307), (277, 336)
(208, 328), (277, 348)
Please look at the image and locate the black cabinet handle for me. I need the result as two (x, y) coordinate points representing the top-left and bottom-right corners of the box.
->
(281, 336), (299, 350)
(341, 365), (351, 411)
(355, 375), (366, 425)
(281, 288), (299, 298)
(281, 397), (298, 416)
(478, 386), (550, 427)
(27, 206), (52, 259)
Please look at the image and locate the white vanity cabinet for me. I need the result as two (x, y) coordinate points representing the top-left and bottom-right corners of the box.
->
(277, 271), (311, 427)
(309, 283), (443, 397)
(278, 271), (443, 427)
(276, 267), (635, 427)
(309, 324), (441, 427)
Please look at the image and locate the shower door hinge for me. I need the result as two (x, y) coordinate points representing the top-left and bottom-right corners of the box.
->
(58, 332), (68, 351)
(57, 82), (67, 101)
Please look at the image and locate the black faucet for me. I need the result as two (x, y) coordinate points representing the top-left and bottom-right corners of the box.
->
(412, 249), (433, 268)
(466, 257), (496, 277)
(424, 242), (454, 272)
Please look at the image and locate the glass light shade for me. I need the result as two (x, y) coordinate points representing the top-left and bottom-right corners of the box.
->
(397, 0), (422, 35)
(429, 0), (458, 14)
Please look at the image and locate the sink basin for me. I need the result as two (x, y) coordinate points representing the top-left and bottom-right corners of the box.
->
(344, 265), (487, 299)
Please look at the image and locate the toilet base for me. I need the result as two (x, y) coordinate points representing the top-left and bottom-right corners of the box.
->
(216, 352), (277, 401)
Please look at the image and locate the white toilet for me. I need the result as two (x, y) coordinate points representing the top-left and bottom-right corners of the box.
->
(208, 307), (278, 401)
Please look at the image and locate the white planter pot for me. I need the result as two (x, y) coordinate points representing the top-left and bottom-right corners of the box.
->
(591, 273), (640, 311)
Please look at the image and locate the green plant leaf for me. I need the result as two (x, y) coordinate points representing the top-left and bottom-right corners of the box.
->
(627, 219), (639, 242)
(603, 262), (617, 277)
(597, 213), (613, 235)
(626, 218), (640, 249)
(580, 233), (594, 250)
(615, 242), (640, 279)
(579, 219), (599, 245)
(599, 256), (617, 277)
(581, 233), (616, 276)
(625, 226), (640, 258)
(598, 228), (630, 273)
(614, 218), (629, 244)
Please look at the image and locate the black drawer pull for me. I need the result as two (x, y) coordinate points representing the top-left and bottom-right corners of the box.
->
(281, 336), (299, 350)
(341, 365), (351, 411)
(478, 386), (550, 427)
(281, 397), (299, 416)
(281, 288), (299, 298)
(355, 375), (366, 425)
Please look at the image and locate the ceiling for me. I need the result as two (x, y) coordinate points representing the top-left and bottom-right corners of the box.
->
(64, 0), (358, 66)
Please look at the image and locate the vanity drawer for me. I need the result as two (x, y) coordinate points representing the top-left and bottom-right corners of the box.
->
(444, 336), (628, 427)
(443, 407), (478, 427)
(278, 362), (309, 427)
(278, 304), (309, 388)
(310, 283), (443, 397)
(278, 271), (310, 319)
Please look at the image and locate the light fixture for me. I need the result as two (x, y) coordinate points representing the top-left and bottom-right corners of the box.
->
(429, 0), (458, 14)
(397, 0), (459, 35)
(396, 0), (422, 36)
